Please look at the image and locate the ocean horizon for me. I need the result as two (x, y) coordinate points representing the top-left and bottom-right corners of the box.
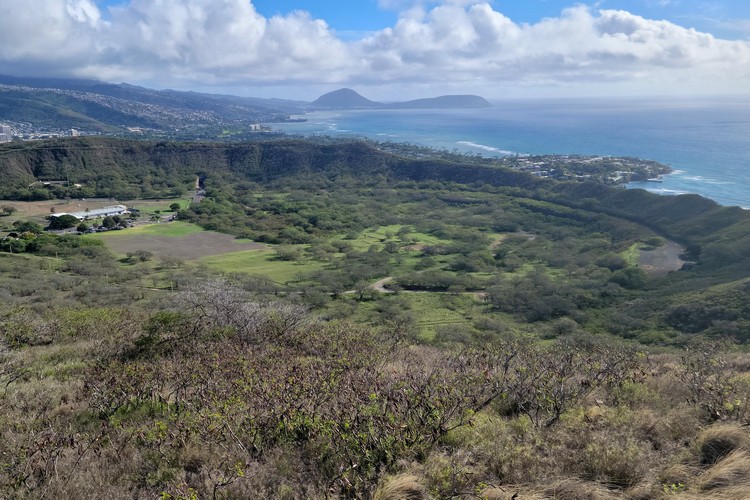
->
(273, 96), (750, 209)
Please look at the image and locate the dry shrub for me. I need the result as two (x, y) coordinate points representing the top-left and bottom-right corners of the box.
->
(443, 414), (543, 485)
(422, 450), (485, 498)
(697, 450), (750, 492)
(643, 404), (703, 449)
(373, 474), (428, 500)
(695, 424), (750, 465)
(581, 435), (652, 488)
(551, 407), (656, 489)
(647, 356), (692, 406)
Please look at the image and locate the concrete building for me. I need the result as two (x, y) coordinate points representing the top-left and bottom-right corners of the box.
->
(50, 204), (128, 221)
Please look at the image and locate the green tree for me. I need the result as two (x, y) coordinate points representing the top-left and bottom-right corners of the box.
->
(13, 220), (44, 234)
(0, 205), (18, 216)
(102, 216), (116, 229)
(47, 215), (78, 230)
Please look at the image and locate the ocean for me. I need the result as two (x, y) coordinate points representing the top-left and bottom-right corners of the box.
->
(272, 97), (750, 208)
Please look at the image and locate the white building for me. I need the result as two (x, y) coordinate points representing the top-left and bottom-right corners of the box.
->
(0, 124), (12, 143)
(50, 204), (129, 221)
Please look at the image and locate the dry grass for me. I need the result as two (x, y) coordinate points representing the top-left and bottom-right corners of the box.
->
(697, 450), (750, 492)
(479, 486), (541, 499)
(695, 424), (750, 466)
(542, 478), (623, 499)
(373, 474), (428, 500)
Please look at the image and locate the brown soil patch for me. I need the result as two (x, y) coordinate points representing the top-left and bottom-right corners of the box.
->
(103, 232), (267, 260)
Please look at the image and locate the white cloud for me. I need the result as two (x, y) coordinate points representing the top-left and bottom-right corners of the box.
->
(0, 0), (100, 63)
(0, 0), (748, 97)
(356, 4), (750, 94)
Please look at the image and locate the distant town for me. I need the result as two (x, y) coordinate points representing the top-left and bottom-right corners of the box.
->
(0, 121), (88, 142)
(497, 154), (672, 185)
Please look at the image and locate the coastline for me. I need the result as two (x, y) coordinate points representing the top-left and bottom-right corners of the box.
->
(273, 102), (750, 208)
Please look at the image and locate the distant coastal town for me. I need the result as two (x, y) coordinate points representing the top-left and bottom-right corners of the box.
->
(498, 154), (672, 185)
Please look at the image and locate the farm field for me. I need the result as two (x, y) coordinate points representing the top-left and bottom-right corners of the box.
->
(86, 221), (267, 260)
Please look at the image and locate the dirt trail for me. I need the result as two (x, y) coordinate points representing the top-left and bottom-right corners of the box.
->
(370, 277), (395, 293)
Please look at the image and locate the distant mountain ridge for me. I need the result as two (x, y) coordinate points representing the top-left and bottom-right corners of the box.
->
(311, 88), (492, 110)
(0, 76), (491, 136)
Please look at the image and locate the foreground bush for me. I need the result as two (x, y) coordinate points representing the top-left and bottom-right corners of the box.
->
(2, 280), (750, 498)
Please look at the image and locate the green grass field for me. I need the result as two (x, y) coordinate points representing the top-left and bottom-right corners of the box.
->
(125, 198), (191, 215)
(86, 221), (204, 241)
(199, 249), (326, 284)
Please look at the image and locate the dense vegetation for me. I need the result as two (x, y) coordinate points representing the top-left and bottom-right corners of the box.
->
(3, 137), (750, 498)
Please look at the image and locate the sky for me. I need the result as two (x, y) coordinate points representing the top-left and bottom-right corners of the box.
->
(0, 0), (749, 100)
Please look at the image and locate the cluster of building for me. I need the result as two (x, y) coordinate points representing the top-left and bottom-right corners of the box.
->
(499, 154), (672, 185)
(0, 124), (13, 143)
(0, 122), (84, 142)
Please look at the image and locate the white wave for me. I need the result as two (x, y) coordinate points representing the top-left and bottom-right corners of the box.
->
(642, 187), (692, 196)
(457, 140), (515, 155)
(678, 174), (733, 185)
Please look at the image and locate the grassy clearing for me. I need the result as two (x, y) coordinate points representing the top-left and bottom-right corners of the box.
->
(351, 291), (481, 342)
(199, 248), (325, 284)
(343, 225), (451, 252)
(125, 198), (190, 215)
(90, 221), (204, 239)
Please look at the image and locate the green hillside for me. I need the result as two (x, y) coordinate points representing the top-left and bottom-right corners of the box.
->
(4, 136), (750, 498)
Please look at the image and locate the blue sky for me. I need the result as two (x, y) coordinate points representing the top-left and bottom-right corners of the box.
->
(2, 1), (749, 99)
(234, 1), (749, 39)
(94, 0), (750, 39)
